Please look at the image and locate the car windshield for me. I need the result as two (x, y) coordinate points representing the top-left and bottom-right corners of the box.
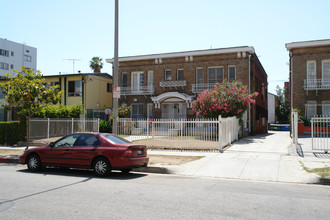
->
(101, 134), (132, 144)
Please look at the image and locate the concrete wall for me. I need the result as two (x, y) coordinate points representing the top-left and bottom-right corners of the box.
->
(0, 37), (37, 77)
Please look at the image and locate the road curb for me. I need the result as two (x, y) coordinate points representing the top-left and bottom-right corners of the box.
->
(0, 157), (19, 164)
(134, 166), (171, 174)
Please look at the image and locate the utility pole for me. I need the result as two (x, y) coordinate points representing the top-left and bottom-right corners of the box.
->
(113, 0), (119, 134)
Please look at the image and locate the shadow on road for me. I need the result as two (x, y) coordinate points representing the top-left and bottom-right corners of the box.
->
(17, 167), (148, 180)
(0, 168), (148, 210)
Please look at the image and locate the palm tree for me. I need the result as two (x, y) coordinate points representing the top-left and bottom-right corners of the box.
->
(89, 57), (103, 73)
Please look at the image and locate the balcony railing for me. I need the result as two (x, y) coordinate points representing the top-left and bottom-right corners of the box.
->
(159, 80), (187, 88)
(192, 83), (218, 93)
(120, 86), (154, 95)
(304, 79), (330, 90)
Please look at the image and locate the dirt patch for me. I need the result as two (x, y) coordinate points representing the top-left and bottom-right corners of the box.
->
(133, 139), (220, 151)
(0, 149), (24, 157)
(149, 155), (204, 166)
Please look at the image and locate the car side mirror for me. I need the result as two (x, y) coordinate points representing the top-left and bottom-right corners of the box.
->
(49, 142), (55, 148)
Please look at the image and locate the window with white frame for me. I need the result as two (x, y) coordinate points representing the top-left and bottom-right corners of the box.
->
(165, 70), (172, 81)
(0, 49), (9, 57)
(0, 62), (9, 70)
(228, 66), (236, 82)
(121, 72), (127, 87)
(207, 67), (224, 84)
(306, 100), (317, 120)
(307, 60), (316, 87)
(147, 103), (154, 118)
(131, 104), (144, 119)
(24, 55), (31, 62)
(147, 71), (154, 88)
(322, 60), (330, 86)
(196, 68), (204, 85)
(322, 101), (330, 116)
(177, 69), (184, 80)
(131, 72), (144, 92)
(68, 80), (82, 96)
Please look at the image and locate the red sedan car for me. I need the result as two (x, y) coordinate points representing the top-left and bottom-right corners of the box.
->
(19, 133), (149, 176)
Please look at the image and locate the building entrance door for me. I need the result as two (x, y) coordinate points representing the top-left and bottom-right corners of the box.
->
(161, 103), (186, 119)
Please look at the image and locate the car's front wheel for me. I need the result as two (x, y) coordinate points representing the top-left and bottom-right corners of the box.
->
(27, 154), (42, 172)
(93, 158), (111, 177)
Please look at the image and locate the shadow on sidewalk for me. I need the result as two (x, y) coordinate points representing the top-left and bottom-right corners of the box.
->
(231, 132), (275, 145)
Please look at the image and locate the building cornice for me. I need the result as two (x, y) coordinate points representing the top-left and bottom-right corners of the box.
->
(285, 39), (330, 50)
(106, 46), (255, 63)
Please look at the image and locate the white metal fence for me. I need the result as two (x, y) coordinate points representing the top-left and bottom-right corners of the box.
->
(311, 115), (329, 153)
(117, 116), (239, 151)
(30, 118), (99, 140)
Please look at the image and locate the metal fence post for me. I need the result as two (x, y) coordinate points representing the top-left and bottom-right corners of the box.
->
(47, 118), (50, 139)
(152, 120), (154, 140)
(180, 119), (183, 150)
(294, 112), (298, 149)
(97, 118), (100, 133)
(311, 117), (314, 150)
(219, 115), (223, 153)
(72, 118), (74, 134)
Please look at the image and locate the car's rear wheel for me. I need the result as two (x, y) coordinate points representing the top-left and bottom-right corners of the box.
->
(93, 158), (111, 177)
(27, 154), (42, 172)
(121, 169), (132, 174)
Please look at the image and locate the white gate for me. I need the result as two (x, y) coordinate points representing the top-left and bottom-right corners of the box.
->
(311, 116), (329, 153)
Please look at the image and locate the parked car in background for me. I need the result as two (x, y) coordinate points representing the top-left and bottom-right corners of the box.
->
(19, 133), (149, 176)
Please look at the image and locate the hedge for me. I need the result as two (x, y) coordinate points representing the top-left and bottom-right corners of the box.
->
(0, 121), (26, 145)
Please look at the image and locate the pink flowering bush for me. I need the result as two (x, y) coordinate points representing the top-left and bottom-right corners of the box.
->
(192, 81), (258, 118)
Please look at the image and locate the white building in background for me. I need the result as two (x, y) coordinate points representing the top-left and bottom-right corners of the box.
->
(0, 37), (37, 77)
(268, 93), (277, 124)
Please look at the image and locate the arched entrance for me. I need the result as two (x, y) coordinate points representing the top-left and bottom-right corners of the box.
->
(151, 92), (194, 119)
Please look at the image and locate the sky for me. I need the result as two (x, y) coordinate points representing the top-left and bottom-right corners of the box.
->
(1, 0), (329, 94)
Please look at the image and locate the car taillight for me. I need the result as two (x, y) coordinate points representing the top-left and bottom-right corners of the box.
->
(124, 149), (132, 157)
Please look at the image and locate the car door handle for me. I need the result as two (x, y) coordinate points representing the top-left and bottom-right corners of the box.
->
(65, 149), (71, 151)
(90, 149), (96, 151)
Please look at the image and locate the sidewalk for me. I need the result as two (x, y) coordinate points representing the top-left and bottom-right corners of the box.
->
(147, 131), (330, 184)
(1, 131), (329, 184)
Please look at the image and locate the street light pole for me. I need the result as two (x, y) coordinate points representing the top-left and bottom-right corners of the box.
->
(113, 0), (119, 134)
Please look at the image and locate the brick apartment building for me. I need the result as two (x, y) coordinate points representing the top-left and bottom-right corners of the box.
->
(285, 39), (330, 120)
(106, 46), (268, 135)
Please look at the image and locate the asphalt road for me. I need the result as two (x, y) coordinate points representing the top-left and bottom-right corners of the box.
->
(1, 164), (330, 220)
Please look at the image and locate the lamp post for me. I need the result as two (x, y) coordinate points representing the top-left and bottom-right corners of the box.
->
(113, 0), (119, 134)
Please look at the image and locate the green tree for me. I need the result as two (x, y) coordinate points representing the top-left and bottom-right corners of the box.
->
(275, 85), (290, 122)
(0, 67), (62, 149)
(89, 57), (103, 73)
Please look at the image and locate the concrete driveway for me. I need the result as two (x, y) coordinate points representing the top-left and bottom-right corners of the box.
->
(153, 131), (328, 184)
